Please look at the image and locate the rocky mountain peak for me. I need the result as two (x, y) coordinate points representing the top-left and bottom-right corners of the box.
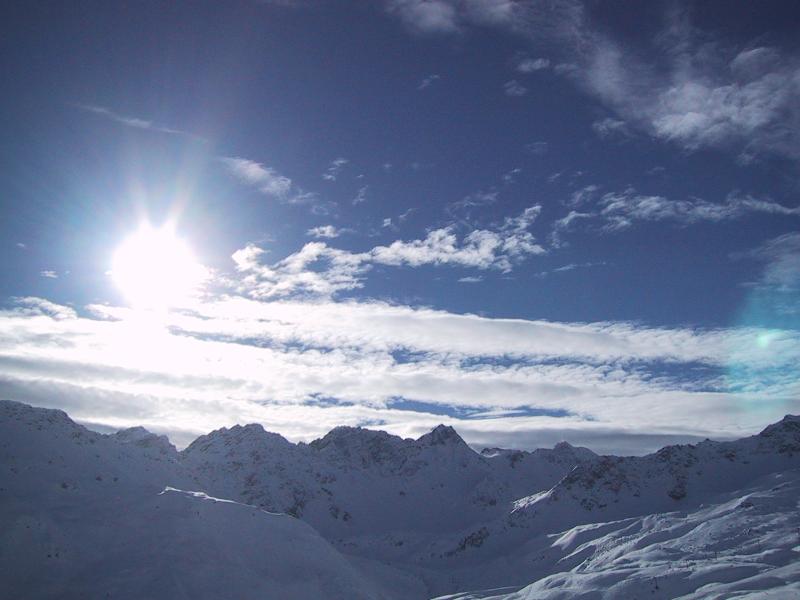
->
(417, 424), (466, 447)
(759, 414), (800, 438)
(112, 426), (177, 458)
(183, 422), (291, 456)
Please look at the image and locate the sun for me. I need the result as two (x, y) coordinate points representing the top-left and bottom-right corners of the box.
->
(111, 223), (207, 310)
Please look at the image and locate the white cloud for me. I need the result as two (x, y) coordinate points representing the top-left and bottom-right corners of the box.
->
(233, 242), (368, 298)
(76, 104), (196, 138)
(599, 189), (800, 231)
(387, 0), (460, 33)
(417, 74), (441, 89)
(40, 270), (58, 279)
(220, 157), (293, 198)
(307, 225), (344, 239)
(322, 157), (349, 181)
(552, 187), (800, 240)
(503, 80), (528, 96)
(591, 117), (631, 139)
(232, 205), (545, 299)
(567, 184), (600, 207)
(447, 190), (499, 220)
(385, 4), (800, 162)
(1, 294), (798, 453)
(563, 13), (800, 161)
(537, 261), (606, 277)
(369, 205), (544, 273)
(517, 57), (550, 73)
(385, 0), (582, 39)
(220, 156), (330, 214)
(742, 233), (800, 290)
(502, 167), (522, 184)
(550, 210), (593, 247)
(458, 276), (482, 283)
(352, 186), (368, 205)
(525, 141), (549, 155)
(398, 207), (416, 222)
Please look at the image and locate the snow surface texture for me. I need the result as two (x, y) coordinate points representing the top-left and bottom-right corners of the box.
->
(2, 400), (799, 599)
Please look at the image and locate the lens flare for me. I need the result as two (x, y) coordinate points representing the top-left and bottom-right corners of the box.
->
(111, 223), (207, 310)
(726, 285), (800, 419)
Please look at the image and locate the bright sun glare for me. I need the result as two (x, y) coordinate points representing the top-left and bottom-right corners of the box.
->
(111, 224), (206, 310)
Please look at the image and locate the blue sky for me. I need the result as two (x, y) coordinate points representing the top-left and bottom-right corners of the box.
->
(1, 0), (799, 453)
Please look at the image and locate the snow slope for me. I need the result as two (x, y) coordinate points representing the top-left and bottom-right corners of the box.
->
(3, 399), (800, 599)
(181, 422), (594, 556)
(0, 400), (392, 600)
(415, 416), (800, 595)
(435, 468), (800, 599)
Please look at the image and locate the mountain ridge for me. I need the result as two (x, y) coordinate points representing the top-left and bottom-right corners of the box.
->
(2, 398), (799, 599)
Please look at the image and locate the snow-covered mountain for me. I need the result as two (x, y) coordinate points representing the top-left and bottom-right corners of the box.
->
(434, 468), (800, 599)
(181, 422), (593, 544)
(0, 400), (390, 599)
(2, 399), (799, 599)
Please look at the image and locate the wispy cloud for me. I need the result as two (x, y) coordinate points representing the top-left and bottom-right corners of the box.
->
(516, 57), (550, 73)
(599, 189), (800, 231)
(552, 187), (800, 238)
(369, 206), (544, 272)
(220, 156), (330, 214)
(385, 0), (581, 39)
(503, 80), (528, 96)
(307, 225), (346, 239)
(563, 12), (800, 162)
(352, 185), (368, 205)
(385, 3), (800, 163)
(417, 74), (441, 89)
(39, 270), (58, 279)
(2, 292), (798, 452)
(234, 205), (545, 299)
(741, 233), (800, 290)
(550, 210), (593, 247)
(525, 141), (549, 155)
(566, 184), (600, 207)
(591, 117), (631, 139)
(447, 190), (499, 221)
(398, 207), (416, 222)
(386, 0), (461, 34)
(322, 157), (349, 181)
(536, 261), (606, 277)
(502, 167), (522, 184)
(76, 104), (199, 138)
(220, 157), (293, 198)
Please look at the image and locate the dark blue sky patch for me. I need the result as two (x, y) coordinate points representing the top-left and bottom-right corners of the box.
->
(388, 398), (572, 420)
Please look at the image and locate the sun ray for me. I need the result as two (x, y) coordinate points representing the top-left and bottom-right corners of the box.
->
(111, 223), (207, 311)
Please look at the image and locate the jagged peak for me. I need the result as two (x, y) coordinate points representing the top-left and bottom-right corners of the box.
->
(113, 425), (157, 441)
(417, 424), (467, 447)
(1, 398), (71, 421)
(310, 426), (403, 451)
(759, 415), (800, 438)
(0, 399), (85, 433)
(183, 422), (291, 454)
(552, 441), (597, 460)
(112, 426), (177, 456)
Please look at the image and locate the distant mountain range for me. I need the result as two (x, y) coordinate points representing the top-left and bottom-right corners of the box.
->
(2, 399), (799, 599)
